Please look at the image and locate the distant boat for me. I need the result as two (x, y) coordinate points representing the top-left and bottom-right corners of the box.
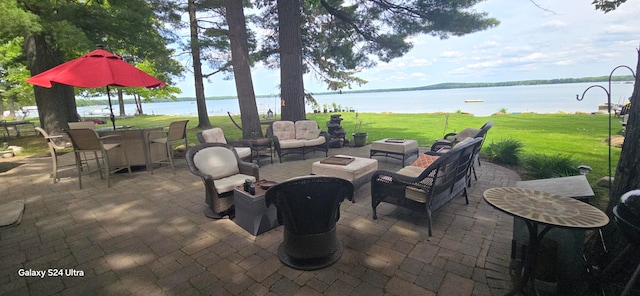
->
(89, 107), (111, 115)
(464, 99), (484, 103)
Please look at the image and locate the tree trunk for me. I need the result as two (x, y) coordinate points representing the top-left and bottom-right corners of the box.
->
(225, 0), (262, 139)
(24, 34), (79, 135)
(277, 0), (306, 121)
(610, 50), (640, 211)
(118, 89), (125, 116)
(591, 50), (640, 265)
(134, 93), (144, 115)
(7, 96), (16, 121)
(189, 0), (212, 129)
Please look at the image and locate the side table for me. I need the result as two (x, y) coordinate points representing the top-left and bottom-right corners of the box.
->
(249, 137), (273, 166)
(233, 183), (279, 235)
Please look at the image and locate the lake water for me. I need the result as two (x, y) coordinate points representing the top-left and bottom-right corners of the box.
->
(70, 82), (635, 118)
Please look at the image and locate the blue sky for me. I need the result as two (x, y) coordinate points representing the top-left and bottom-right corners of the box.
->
(174, 0), (640, 98)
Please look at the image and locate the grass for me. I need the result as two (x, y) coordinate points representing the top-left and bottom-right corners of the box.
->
(5, 112), (620, 207)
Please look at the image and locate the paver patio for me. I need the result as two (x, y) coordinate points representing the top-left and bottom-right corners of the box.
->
(0, 144), (519, 295)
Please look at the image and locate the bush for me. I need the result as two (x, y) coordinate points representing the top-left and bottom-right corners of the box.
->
(485, 139), (522, 165)
(521, 153), (580, 179)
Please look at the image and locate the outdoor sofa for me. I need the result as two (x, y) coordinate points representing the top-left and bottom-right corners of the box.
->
(266, 120), (330, 162)
(371, 137), (482, 236)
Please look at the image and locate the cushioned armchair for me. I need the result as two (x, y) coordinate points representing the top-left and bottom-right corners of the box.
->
(430, 121), (493, 153)
(265, 176), (354, 270)
(197, 128), (253, 162)
(186, 143), (259, 219)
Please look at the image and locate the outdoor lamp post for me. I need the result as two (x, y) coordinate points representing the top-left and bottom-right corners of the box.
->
(577, 65), (636, 200)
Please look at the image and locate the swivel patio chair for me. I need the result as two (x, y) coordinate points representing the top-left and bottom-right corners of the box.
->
(186, 143), (259, 219)
(35, 127), (74, 183)
(147, 120), (189, 174)
(265, 176), (354, 270)
(197, 128), (253, 163)
(65, 128), (131, 189)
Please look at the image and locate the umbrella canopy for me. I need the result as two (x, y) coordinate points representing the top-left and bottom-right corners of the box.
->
(26, 48), (166, 129)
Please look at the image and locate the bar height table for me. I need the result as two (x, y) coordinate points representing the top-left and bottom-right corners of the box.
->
(483, 187), (609, 296)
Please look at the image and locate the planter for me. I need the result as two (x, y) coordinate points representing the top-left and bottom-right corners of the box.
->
(352, 132), (368, 147)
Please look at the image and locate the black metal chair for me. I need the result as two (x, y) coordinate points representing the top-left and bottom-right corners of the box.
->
(265, 176), (354, 270)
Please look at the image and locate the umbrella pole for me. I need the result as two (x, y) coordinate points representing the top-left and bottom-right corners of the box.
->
(107, 86), (116, 130)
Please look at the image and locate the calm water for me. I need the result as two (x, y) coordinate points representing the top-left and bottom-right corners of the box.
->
(69, 82), (634, 118)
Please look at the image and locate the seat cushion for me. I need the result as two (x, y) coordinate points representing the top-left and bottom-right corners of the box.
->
(214, 173), (256, 194)
(302, 136), (325, 147)
(294, 120), (320, 140)
(279, 139), (305, 149)
(201, 128), (227, 144)
(451, 128), (479, 142)
(272, 121), (296, 140)
(193, 146), (240, 179)
(234, 147), (251, 159)
(392, 165), (430, 203)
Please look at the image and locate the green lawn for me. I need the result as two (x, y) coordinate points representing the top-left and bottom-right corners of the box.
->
(8, 112), (621, 206)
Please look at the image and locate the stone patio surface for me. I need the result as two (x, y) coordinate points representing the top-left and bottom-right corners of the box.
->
(0, 143), (520, 295)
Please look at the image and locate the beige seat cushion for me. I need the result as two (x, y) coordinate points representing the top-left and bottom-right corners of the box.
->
(447, 128), (479, 142)
(201, 128), (227, 144)
(214, 173), (256, 194)
(234, 147), (251, 159)
(302, 136), (325, 147)
(272, 121), (296, 140)
(279, 139), (305, 149)
(193, 147), (239, 179)
(396, 165), (429, 203)
(294, 120), (320, 140)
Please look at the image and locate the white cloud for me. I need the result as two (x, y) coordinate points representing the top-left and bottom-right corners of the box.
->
(541, 20), (567, 29)
(440, 51), (463, 58)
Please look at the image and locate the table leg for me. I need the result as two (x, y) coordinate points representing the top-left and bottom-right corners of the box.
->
(506, 221), (553, 296)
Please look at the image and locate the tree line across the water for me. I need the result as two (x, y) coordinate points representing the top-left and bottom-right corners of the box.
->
(75, 75), (636, 107)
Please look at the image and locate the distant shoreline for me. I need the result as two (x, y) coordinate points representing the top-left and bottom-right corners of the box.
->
(76, 75), (635, 107)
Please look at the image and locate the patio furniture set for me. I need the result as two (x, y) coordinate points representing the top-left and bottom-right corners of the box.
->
(33, 119), (494, 271)
(181, 120), (493, 270)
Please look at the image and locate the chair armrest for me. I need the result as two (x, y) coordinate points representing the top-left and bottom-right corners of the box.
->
(430, 139), (453, 151)
(443, 133), (457, 139)
(238, 161), (259, 180)
(228, 139), (253, 148)
(372, 170), (421, 186)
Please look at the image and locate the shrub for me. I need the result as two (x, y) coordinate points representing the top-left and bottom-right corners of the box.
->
(485, 139), (522, 165)
(521, 153), (580, 179)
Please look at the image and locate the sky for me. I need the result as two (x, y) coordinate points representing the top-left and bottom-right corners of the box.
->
(173, 0), (640, 98)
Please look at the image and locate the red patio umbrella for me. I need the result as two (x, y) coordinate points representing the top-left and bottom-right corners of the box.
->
(26, 47), (166, 129)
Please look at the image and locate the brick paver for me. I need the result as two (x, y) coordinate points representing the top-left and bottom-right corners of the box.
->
(0, 143), (519, 295)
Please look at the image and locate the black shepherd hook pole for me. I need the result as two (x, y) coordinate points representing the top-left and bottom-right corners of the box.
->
(576, 65), (636, 201)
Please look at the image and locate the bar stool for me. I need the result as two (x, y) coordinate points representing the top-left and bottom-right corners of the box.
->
(147, 120), (188, 174)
